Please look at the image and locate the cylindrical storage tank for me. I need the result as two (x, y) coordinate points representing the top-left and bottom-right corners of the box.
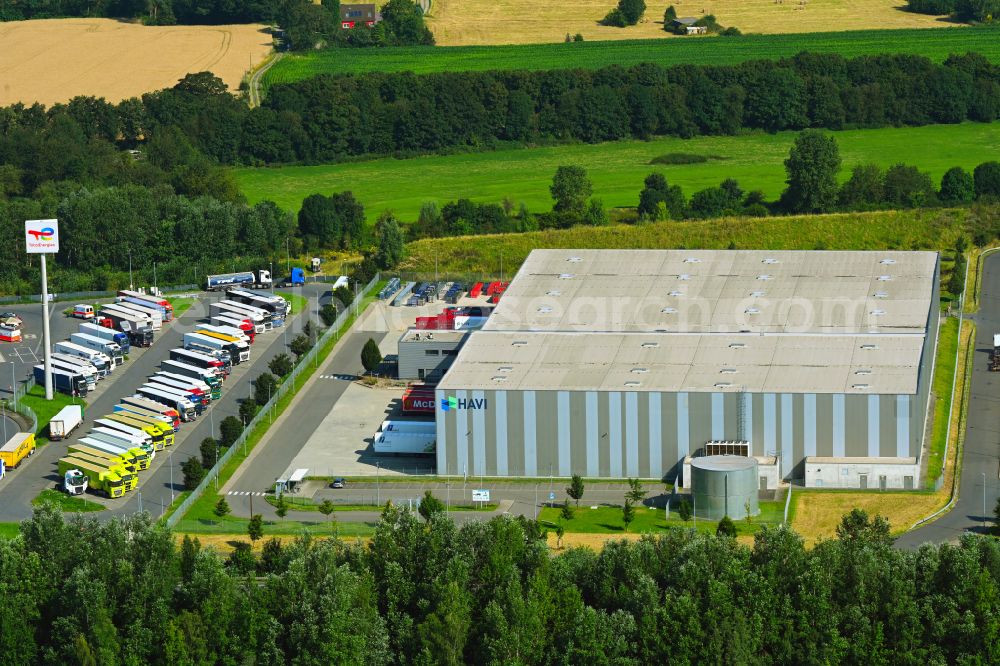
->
(690, 456), (759, 521)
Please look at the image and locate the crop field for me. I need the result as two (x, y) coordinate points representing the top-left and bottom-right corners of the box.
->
(0, 18), (273, 106)
(426, 0), (951, 46)
(400, 207), (967, 276)
(234, 122), (1000, 221)
(262, 25), (999, 85)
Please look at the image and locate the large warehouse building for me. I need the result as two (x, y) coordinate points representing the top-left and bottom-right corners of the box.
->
(434, 249), (939, 487)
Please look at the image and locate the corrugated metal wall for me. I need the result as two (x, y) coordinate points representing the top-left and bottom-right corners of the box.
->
(437, 387), (925, 481)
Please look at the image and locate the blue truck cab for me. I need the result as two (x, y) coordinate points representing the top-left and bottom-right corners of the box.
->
(290, 267), (304, 286)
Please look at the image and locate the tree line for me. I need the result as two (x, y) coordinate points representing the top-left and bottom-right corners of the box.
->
(255, 52), (1000, 163)
(905, 0), (1000, 22)
(3, 504), (1000, 664)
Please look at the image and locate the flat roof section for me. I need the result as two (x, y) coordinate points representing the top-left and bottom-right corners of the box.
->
(484, 249), (937, 335)
(438, 330), (924, 394)
(400, 329), (468, 344)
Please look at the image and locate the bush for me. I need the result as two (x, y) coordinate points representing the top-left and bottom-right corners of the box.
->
(219, 415), (243, 447)
(268, 353), (293, 378)
(974, 161), (1000, 199)
(716, 515), (737, 538)
(289, 334), (313, 359)
(602, 7), (628, 26)
(361, 337), (383, 373)
(181, 457), (205, 490)
(319, 303), (339, 326)
(649, 153), (709, 165)
(254, 372), (279, 406)
(226, 542), (256, 575)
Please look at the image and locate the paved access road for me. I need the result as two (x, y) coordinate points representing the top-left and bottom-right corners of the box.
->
(897, 252), (1000, 548)
(0, 285), (326, 521)
(223, 308), (388, 506)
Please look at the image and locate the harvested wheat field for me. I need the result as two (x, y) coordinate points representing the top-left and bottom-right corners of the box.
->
(0, 18), (273, 106)
(427, 0), (955, 45)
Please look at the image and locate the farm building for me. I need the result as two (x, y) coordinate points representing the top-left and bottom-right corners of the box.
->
(340, 4), (381, 28)
(434, 249), (939, 487)
(671, 17), (708, 34)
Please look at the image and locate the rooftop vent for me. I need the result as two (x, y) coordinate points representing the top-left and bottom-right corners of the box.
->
(852, 383), (871, 390)
(762, 258), (779, 264)
(624, 381), (641, 387)
(870, 309), (886, 316)
(879, 258), (897, 265)
(512, 340), (528, 347)
(661, 307), (678, 314)
(683, 257), (702, 263)
(860, 344), (878, 350)
(678, 274), (692, 280)
(668, 290), (684, 297)
(745, 307), (760, 315)
(545, 290), (561, 296)
(498, 366), (513, 373)
(720, 368), (738, 374)
(567, 256), (582, 262)
(877, 275), (892, 281)
(641, 342), (660, 348)
(757, 274), (773, 281)
(873, 291), (888, 299)
(751, 291), (765, 298)
(558, 273), (575, 280)
(631, 367), (649, 374)
(491, 376), (508, 382)
(729, 343), (747, 349)
(715, 382), (734, 388)
(855, 369), (873, 376)
(537, 306), (552, 313)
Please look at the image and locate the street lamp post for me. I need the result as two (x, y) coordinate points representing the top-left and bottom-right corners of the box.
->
(169, 450), (174, 503)
(984, 472), (987, 530)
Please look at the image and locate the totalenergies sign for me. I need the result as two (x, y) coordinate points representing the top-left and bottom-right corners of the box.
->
(25, 219), (59, 254)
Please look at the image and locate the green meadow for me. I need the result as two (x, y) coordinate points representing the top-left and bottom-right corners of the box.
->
(234, 122), (1000, 222)
(262, 26), (1000, 85)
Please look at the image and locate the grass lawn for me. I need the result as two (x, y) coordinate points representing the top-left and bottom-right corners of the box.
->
(17, 384), (87, 444)
(0, 523), (19, 539)
(169, 297), (197, 318)
(401, 208), (967, 277)
(788, 489), (944, 545)
(275, 290), (309, 317)
(925, 317), (959, 487)
(31, 488), (104, 512)
(234, 122), (1000, 222)
(540, 501), (784, 536)
(262, 27), (1000, 84)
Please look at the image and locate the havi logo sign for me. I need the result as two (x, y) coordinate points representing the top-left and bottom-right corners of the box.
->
(440, 396), (488, 411)
(25, 219), (59, 254)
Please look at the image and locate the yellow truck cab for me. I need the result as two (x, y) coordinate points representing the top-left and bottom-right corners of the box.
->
(66, 451), (137, 491)
(113, 411), (176, 447)
(104, 412), (171, 449)
(58, 457), (125, 498)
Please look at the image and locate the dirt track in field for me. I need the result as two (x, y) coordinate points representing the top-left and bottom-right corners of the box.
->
(0, 18), (273, 106)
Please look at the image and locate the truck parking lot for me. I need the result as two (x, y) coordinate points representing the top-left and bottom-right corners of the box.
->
(0, 284), (327, 520)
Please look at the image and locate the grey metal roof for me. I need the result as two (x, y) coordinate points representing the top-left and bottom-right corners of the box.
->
(441, 250), (937, 395)
(483, 249), (937, 335)
(691, 455), (757, 472)
(400, 329), (467, 344)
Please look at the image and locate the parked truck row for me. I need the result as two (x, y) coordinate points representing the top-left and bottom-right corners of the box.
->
(56, 304), (272, 497)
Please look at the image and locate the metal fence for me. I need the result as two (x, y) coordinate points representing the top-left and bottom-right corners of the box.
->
(165, 273), (380, 527)
(0, 284), (200, 305)
(3, 375), (38, 434)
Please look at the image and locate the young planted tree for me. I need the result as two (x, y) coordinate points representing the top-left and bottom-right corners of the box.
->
(181, 457), (205, 490)
(550, 166), (592, 214)
(318, 499), (337, 534)
(622, 499), (636, 533)
(289, 334), (313, 359)
(275, 494), (288, 520)
(677, 497), (692, 522)
(555, 523), (565, 549)
(248, 514), (264, 542)
(214, 497), (231, 523)
(560, 499), (575, 522)
(567, 474), (585, 507)
(319, 303), (338, 326)
(199, 437), (219, 469)
(716, 515), (737, 538)
(219, 416), (243, 448)
(268, 353), (293, 378)
(254, 372), (279, 406)
(361, 338), (383, 374)
(626, 478), (648, 505)
(238, 397), (258, 424)
(418, 490), (445, 521)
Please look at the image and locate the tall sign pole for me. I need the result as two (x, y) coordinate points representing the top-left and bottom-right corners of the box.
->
(25, 220), (59, 400)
